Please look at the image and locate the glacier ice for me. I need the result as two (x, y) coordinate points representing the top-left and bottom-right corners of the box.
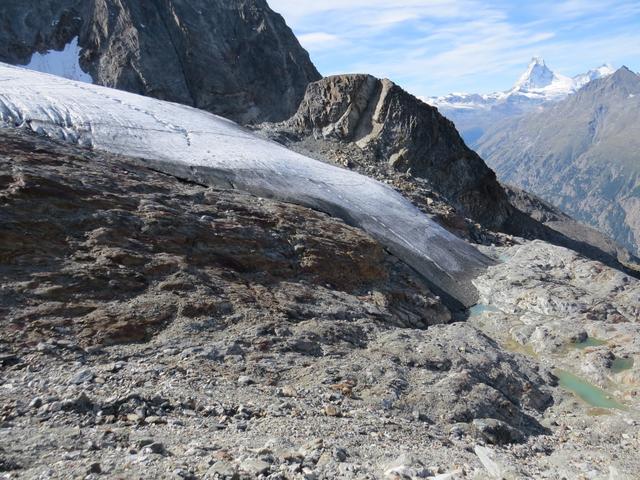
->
(24, 37), (93, 84)
(0, 63), (492, 308)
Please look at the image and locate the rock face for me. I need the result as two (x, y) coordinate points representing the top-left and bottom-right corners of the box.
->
(0, 0), (320, 123)
(260, 74), (513, 230)
(478, 67), (640, 256)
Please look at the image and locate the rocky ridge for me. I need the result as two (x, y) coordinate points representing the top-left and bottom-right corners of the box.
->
(259, 74), (512, 231)
(0, 0), (320, 123)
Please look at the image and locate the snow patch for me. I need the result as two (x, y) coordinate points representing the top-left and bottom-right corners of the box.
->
(25, 37), (92, 83)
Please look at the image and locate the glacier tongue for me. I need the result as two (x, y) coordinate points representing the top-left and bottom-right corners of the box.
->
(0, 63), (492, 308)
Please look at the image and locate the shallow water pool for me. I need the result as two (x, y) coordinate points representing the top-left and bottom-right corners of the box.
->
(611, 357), (634, 373)
(555, 369), (626, 410)
(572, 337), (607, 349)
(468, 303), (500, 318)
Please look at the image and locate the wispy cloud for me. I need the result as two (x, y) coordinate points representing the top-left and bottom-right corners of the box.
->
(297, 32), (344, 50)
(269, 0), (640, 97)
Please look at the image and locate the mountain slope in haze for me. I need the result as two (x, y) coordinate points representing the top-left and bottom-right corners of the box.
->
(428, 58), (614, 145)
(477, 67), (640, 255)
(0, 0), (321, 124)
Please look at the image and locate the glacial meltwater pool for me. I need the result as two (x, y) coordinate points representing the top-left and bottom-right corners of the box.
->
(572, 337), (607, 349)
(611, 357), (634, 373)
(555, 369), (626, 410)
(468, 304), (500, 318)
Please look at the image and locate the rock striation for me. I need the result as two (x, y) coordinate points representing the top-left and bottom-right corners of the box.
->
(260, 74), (513, 230)
(0, 0), (320, 123)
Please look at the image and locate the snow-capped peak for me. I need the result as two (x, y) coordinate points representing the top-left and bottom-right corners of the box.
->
(572, 64), (615, 89)
(512, 57), (569, 93)
(426, 58), (615, 112)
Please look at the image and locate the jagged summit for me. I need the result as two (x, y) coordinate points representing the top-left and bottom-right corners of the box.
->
(265, 73), (513, 231)
(512, 57), (558, 91)
(428, 58), (616, 145)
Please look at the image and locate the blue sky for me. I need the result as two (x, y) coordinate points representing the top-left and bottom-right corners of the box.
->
(268, 0), (640, 97)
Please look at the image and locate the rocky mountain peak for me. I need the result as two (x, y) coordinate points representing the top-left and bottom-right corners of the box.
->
(512, 56), (557, 91)
(580, 65), (640, 97)
(268, 73), (513, 229)
(609, 65), (640, 85)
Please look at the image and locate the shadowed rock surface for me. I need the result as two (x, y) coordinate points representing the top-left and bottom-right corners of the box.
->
(0, 0), (320, 123)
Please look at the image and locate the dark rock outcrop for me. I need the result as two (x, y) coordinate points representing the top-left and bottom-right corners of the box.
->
(261, 74), (512, 230)
(0, 128), (449, 348)
(0, 0), (320, 123)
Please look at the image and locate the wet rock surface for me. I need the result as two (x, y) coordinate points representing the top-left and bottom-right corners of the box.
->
(0, 0), (320, 124)
(1, 130), (640, 479)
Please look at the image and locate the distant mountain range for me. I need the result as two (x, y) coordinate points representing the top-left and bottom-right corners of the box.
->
(427, 57), (614, 145)
(477, 66), (640, 256)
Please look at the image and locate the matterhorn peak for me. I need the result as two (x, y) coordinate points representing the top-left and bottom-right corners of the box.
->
(513, 56), (557, 91)
(530, 56), (546, 66)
